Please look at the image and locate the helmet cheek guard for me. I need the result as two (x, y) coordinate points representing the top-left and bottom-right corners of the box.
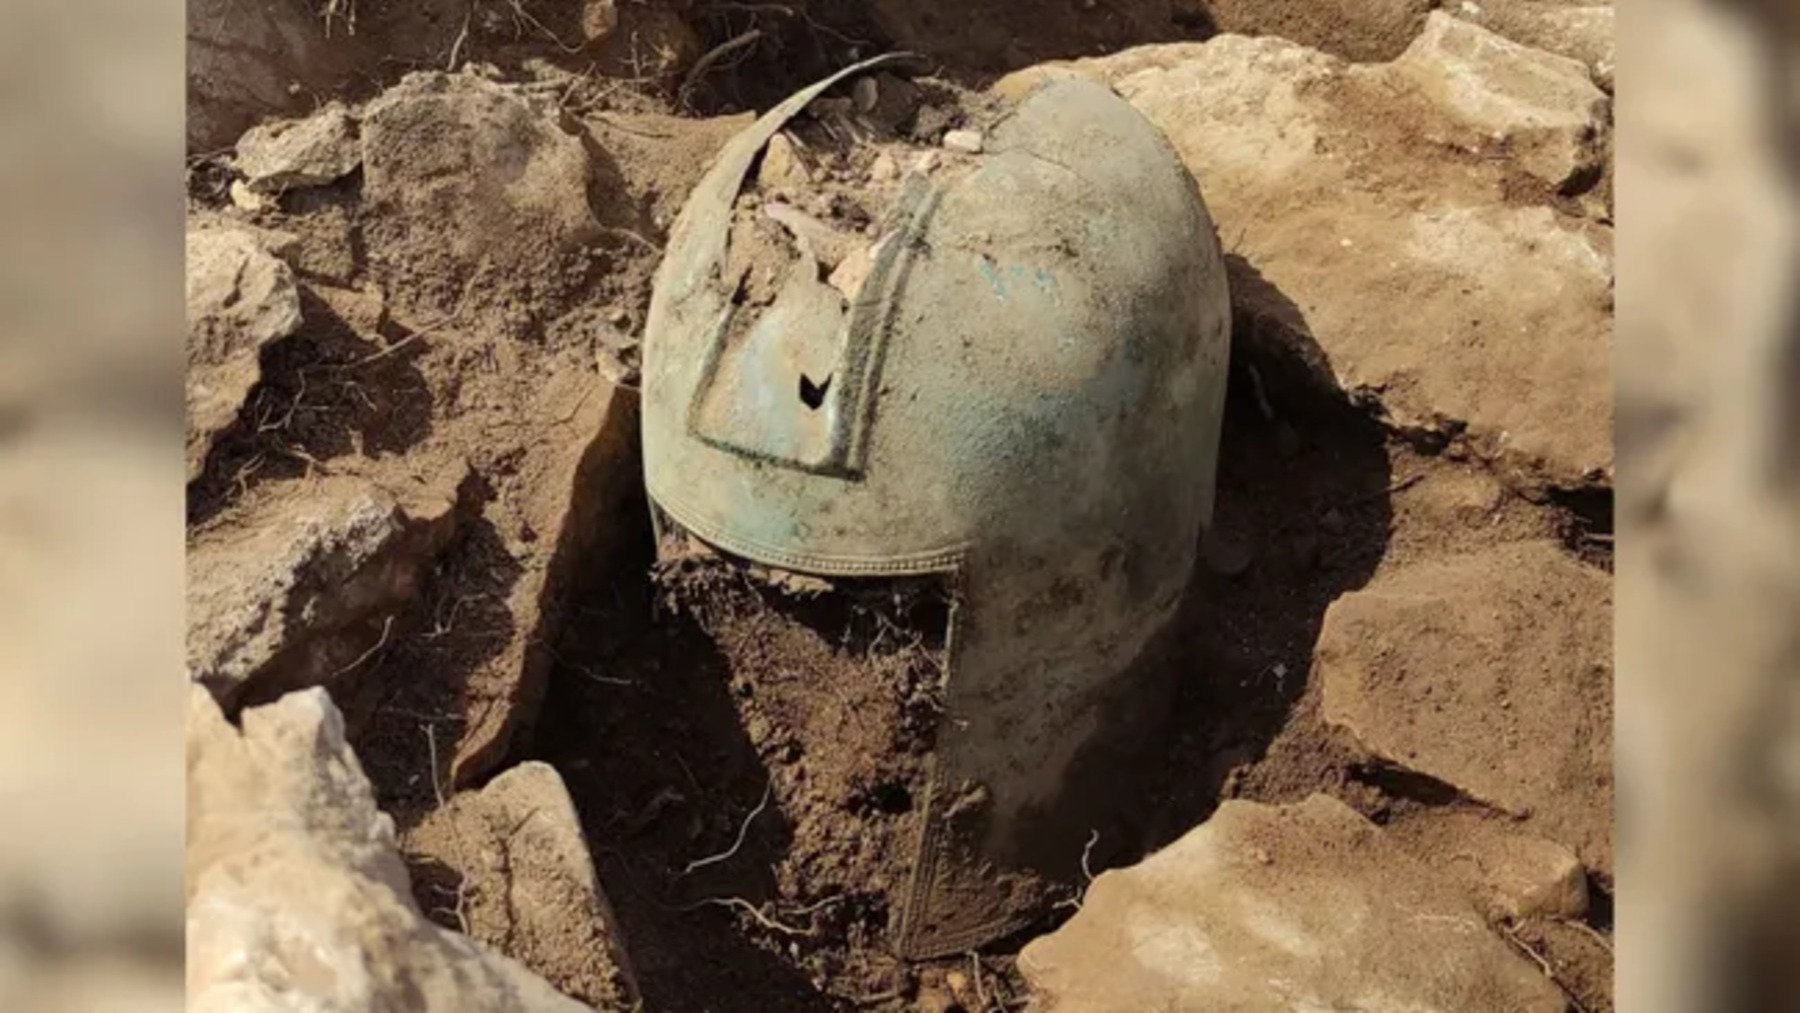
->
(642, 57), (1231, 957)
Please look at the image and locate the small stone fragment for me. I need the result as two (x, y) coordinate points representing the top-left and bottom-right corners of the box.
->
(405, 762), (640, 1008)
(762, 200), (854, 269)
(1319, 540), (1613, 875)
(594, 323), (640, 387)
(1393, 13), (1609, 188)
(581, 0), (620, 42)
(852, 75), (879, 113)
(233, 101), (361, 195)
(185, 222), (304, 480)
(827, 237), (883, 301)
(1452, 0), (1615, 91)
(868, 151), (900, 183)
(863, 72), (924, 133)
(759, 131), (812, 190)
(942, 128), (985, 154)
(227, 179), (276, 211)
(1387, 810), (1591, 920)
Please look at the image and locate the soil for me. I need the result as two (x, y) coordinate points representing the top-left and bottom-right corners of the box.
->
(186, 5), (1615, 1011)
(532, 526), (962, 1009)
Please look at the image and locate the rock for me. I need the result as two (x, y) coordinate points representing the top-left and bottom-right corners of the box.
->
(282, 190), (364, 284)
(942, 128), (985, 154)
(584, 110), (757, 230)
(580, 0), (619, 42)
(1318, 541), (1612, 875)
(762, 201), (854, 270)
(1453, 1), (1615, 90)
(1387, 810), (1590, 920)
(360, 73), (603, 335)
(443, 370), (641, 787)
(759, 131), (813, 191)
(1048, 33), (1612, 486)
(828, 238), (882, 301)
(345, 72), (678, 788)
(852, 76), (879, 113)
(594, 322), (640, 387)
(187, 467), (467, 710)
(1394, 13), (1610, 188)
(1018, 794), (1566, 1011)
(185, 222), (303, 481)
(228, 179), (277, 212)
(187, 0), (348, 152)
(233, 101), (361, 194)
(404, 763), (638, 1009)
(186, 687), (593, 1012)
(868, 151), (900, 183)
(861, 73), (924, 134)
(1196, 0), (1436, 62)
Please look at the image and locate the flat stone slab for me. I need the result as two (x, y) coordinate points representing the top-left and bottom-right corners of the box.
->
(1319, 540), (1613, 876)
(996, 29), (1613, 487)
(187, 467), (465, 709)
(1019, 794), (1566, 1011)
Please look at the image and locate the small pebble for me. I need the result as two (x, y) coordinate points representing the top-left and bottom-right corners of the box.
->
(869, 152), (899, 183)
(853, 76), (879, 113)
(229, 179), (276, 212)
(943, 129), (985, 154)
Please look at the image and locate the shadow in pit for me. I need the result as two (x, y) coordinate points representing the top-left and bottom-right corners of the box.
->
(529, 496), (837, 1013)
(1134, 255), (1396, 854)
(346, 501), (525, 820)
(680, 0), (1212, 113)
(187, 282), (438, 527)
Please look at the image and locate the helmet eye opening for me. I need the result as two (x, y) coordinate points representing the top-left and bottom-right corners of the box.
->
(799, 372), (833, 409)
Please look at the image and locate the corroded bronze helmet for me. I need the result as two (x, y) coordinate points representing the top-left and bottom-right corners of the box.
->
(641, 58), (1231, 957)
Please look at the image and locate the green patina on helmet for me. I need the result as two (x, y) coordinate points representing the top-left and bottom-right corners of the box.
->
(641, 57), (1231, 957)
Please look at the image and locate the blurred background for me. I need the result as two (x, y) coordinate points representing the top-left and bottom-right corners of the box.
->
(1617, 1), (1800, 1009)
(0, 0), (185, 1008)
(0, 0), (1791, 1008)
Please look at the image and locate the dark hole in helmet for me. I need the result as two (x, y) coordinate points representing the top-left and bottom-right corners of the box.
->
(800, 372), (832, 409)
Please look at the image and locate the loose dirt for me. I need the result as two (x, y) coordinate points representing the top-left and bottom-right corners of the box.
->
(533, 524), (960, 1009)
